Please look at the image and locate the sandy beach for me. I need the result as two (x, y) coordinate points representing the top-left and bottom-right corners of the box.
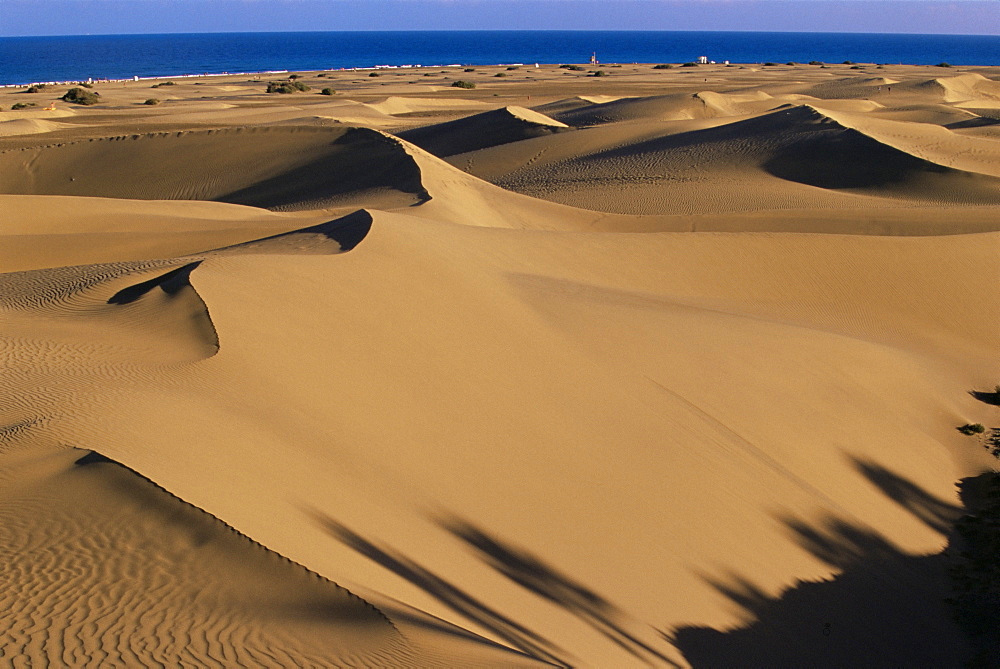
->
(2, 60), (999, 667)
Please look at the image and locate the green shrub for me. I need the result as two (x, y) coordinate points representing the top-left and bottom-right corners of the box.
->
(494, 72), (507, 78)
(681, 62), (698, 67)
(842, 60), (855, 65)
(320, 87), (336, 95)
(451, 80), (476, 89)
(590, 70), (607, 77)
(24, 84), (45, 93)
(11, 102), (36, 110)
(288, 74), (301, 79)
(368, 72), (380, 77)
(559, 64), (586, 71)
(151, 81), (175, 88)
(808, 60), (823, 66)
(77, 82), (93, 88)
(61, 87), (101, 105)
(464, 68), (476, 72)
(763, 62), (779, 67)
(786, 62), (797, 66)
(936, 62), (952, 68)
(266, 80), (310, 94)
(506, 66), (520, 71)
(653, 64), (674, 69)
(959, 423), (987, 435)
(143, 98), (160, 105)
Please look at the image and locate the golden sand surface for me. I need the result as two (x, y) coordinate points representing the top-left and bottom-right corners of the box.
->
(2, 61), (999, 667)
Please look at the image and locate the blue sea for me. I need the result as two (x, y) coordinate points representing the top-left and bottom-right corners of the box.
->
(2, 31), (998, 86)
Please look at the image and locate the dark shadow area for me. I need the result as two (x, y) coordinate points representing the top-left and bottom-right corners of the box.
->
(440, 517), (679, 667)
(399, 107), (572, 157)
(969, 388), (1000, 407)
(74, 450), (115, 466)
(949, 472), (1000, 669)
(852, 457), (962, 536)
(215, 209), (374, 255)
(107, 261), (202, 305)
(304, 209), (373, 252)
(309, 512), (568, 667)
(946, 117), (1000, 130)
(672, 464), (972, 668)
(220, 127), (430, 210)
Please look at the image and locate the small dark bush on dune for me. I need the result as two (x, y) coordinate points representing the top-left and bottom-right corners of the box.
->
(151, 81), (175, 88)
(494, 72), (507, 78)
(506, 66), (520, 71)
(464, 68), (476, 72)
(61, 87), (101, 105)
(936, 62), (952, 68)
(288, 74), (301, 79)
(959, 423), (986, 435)
(143, 98), (160, 105)
(368, 72), (380, 77)
(24, 84), (45, 93)
(266, 80), (310, 94)
(763, 62), (779, 67)
(451, 80), (476, 89)
(681, 62), (698, 67)
(11, 102), (36, 110)
(653, 64), (674, 69)
(320, 87), (336, 95)
(808, 60), (824, 66)
(589, 70), (607, 77)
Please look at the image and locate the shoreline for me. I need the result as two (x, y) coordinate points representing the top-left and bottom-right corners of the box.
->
(1, 60), (989, 89)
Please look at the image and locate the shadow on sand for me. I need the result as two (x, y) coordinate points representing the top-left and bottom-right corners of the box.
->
(309, 512), (569, 667)
(670, 460), (972, 668)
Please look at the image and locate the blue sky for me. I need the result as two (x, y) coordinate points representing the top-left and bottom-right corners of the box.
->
(1, 0), (998, 37)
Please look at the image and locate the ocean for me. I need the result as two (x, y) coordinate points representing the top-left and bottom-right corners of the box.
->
(1, 30), (998, 86)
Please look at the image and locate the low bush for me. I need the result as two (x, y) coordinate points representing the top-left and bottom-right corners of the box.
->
(24, 84), (45, 93)
(959, 423), (987, 435)
(653, 64), (674, 69)
(936, 62), (952, 68)
(368, 72), (380, 77)
(681, 62), (698, 67)
(843, 60), (855, 65)
(320, 87), (336, 95)
(151, 81), (175, 88)
(451, 80), (476, 89)
(590, 70), (607, 77)
(763, 62), (779, 67)
(143, 98), (160, 105)
(506, 66), (520, 71)
(288, 74), (301, 79)
(77, 82), (93, 88)
(494, 73), (507, 77)
(464, 68), (476, 72)
(266, 80), (310, 93)
(11, 102), (36, 110)
(808, 60), (823, 66)
(61, 87), (101, 105)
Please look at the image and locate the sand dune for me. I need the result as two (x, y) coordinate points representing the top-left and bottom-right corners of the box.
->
(399, 105), (569, 156)
(2, 62), (999, 668)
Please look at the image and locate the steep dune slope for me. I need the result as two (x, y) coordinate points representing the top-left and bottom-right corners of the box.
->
(398, 105), (569, 157)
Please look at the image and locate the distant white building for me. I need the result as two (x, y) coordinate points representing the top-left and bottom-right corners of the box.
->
(698, 56), (709, 64)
